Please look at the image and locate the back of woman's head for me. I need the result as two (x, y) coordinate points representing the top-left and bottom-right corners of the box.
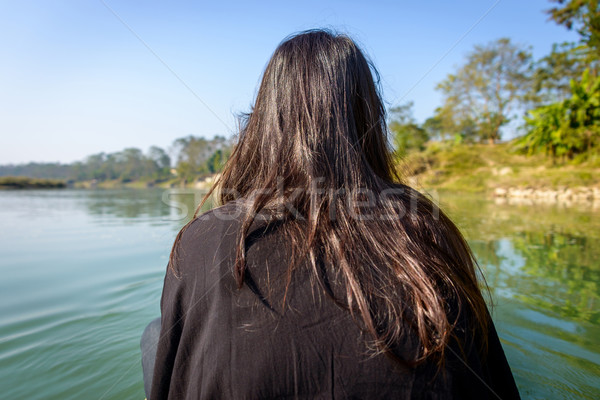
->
(176, 29), (489, 369)
(220, 29), (395, 199)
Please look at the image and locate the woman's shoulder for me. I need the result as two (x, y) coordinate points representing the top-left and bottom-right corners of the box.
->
(171, 201), (245, 276)
(181, 201), (244, 241)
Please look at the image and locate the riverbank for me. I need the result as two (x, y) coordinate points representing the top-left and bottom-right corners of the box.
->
(72, 179), (166, 189)
(7, 142), (599, 201)
(0, 176), (66, 189)
(401, 142), (600, 203)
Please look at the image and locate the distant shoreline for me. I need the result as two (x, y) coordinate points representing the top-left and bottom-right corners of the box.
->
(0, 176), (66, 189)
(0, 176), (214, 190)
(3, 148), (600, 209)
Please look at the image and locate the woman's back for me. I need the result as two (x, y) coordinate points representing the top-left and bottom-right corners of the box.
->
(150, 200), (519, 399)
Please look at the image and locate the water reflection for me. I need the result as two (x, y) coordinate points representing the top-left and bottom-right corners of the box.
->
(79, 188), (213, 224)
(440, 193), (599, 324)
(83, 189), (172, 220)
(439, 192), (600, 399)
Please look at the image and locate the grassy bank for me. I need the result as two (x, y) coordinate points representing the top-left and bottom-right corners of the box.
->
(399, 142), (600, 193)
(0, 176), (66, 189)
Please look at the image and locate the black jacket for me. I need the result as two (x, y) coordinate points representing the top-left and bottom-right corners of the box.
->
(150, 202), (521, 399)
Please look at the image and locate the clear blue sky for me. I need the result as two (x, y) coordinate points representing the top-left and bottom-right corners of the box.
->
(0, 0), (578, 164)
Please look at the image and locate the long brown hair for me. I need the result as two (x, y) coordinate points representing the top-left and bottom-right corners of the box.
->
(170, 29), (489, 367)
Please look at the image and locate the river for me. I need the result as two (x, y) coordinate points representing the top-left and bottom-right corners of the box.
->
(0, 188), (598, 399)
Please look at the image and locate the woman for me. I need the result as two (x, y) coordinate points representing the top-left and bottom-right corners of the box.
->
(143, 29), (520, 399)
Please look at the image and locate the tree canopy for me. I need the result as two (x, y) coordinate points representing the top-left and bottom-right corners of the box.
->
(529, 42), (596, 105)
(389, 102), (429, 157)
(518, 69), (600, 160)
(547, 0), (600, 54)
(435, 38), (533, 144)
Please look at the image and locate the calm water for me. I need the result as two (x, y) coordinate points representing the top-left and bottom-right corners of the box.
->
(0, 189), (598, 399)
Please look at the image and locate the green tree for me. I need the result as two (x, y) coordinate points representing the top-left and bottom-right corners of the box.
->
(518, 68), (600, 160)
(529, 42), (596, 105)
(148, 146), (172, 180)
(429, 106), (479, 143)
(85, 153), (108, 180)
(207, 149), (226, 173)
(389, 102), (429, 157)
(115, 148), (146, 182)
(436, 38), (533, 144)
(422, 115), (444, 141)
(173, 136), (210, 181)
(547, 0), (600, 54)
(172, 135), (228, 182)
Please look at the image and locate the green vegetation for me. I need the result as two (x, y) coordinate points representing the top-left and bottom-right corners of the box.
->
(390, 1), (600, 193)
(517, 69), (600, 161)
(434, 38), (532, 144)
(70, 147), (171, 182)
(547, 0), (600, 54)
(172, 135), (231, 182)
(0, 176), (66, 189)
(389, 36), (537, 153)
(400, 141), (599, 192)
(389, 102), (429, 157)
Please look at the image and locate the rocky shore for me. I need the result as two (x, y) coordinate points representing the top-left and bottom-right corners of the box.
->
(493, 186), (600, 208)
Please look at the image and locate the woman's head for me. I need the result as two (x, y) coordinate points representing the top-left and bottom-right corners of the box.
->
(219, 29), (396, 205)
(174, 29), (489, 368)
